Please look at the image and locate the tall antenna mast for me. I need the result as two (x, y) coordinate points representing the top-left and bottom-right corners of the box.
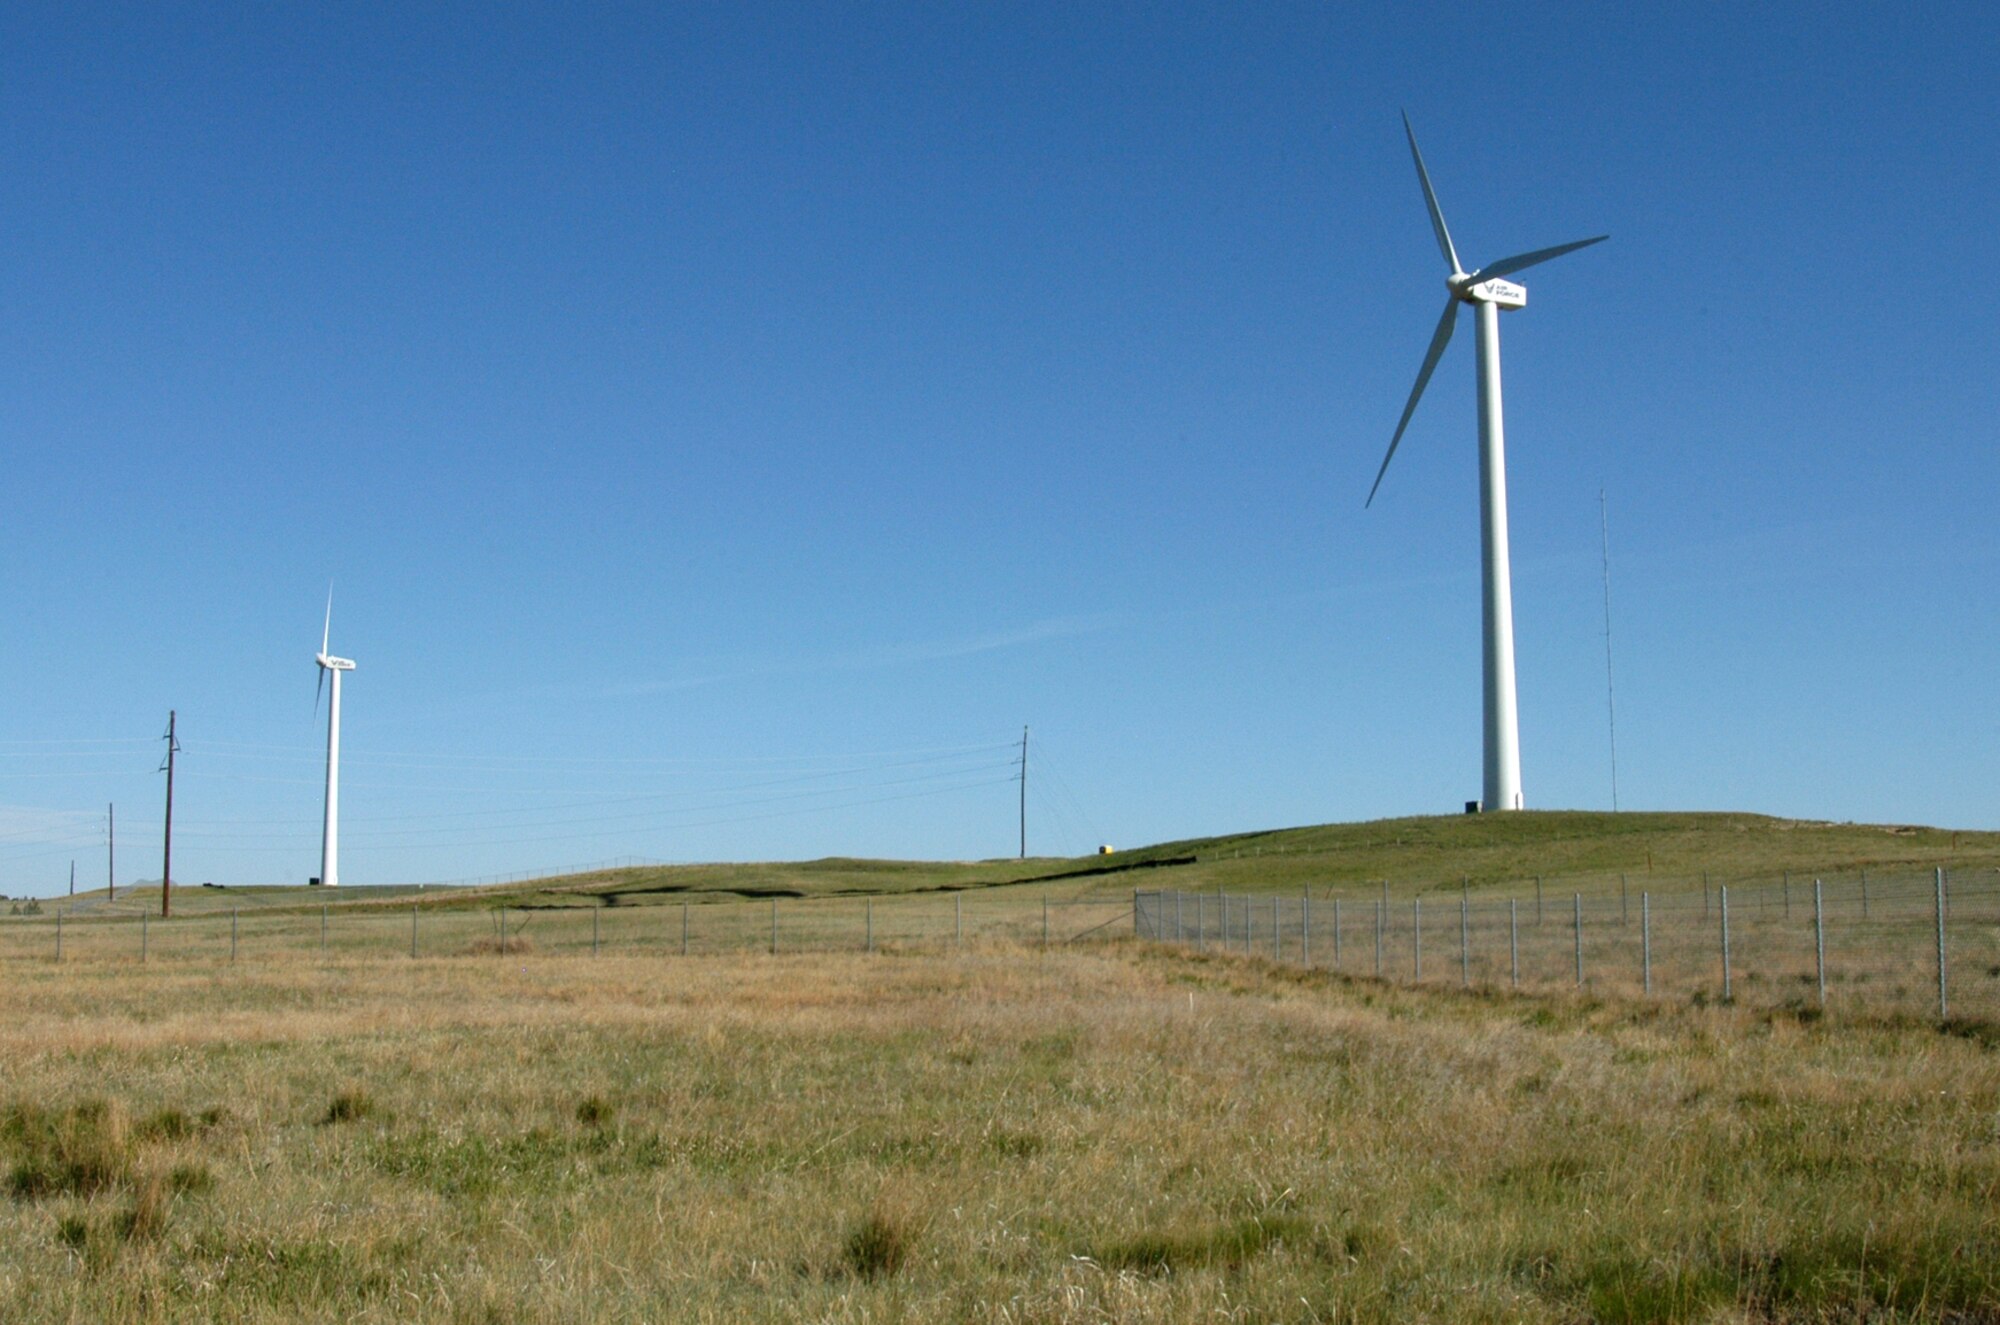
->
(1018, 725), (1029, 860)
(159, 711), (179, 918)
(1599, 488), (1620, 812)
(69, 860), (75, 897)
(107, 803), (115, 900)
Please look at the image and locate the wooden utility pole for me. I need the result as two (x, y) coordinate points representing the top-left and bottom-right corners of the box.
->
(160, 711), (178, 918)
(1018, 725), (1028, 861)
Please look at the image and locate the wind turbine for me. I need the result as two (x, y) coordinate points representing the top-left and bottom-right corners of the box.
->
(315, 591), (357, 887)
(1367, 113), (1606, 813)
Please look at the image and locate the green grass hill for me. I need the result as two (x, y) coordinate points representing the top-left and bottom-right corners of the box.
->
(58, 810), (2000, 917)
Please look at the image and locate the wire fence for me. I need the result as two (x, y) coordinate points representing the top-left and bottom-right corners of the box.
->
(0, 891), (1134, 965)
(1137, 866), (2000, 1025)
(11, 858), (1996, 1027)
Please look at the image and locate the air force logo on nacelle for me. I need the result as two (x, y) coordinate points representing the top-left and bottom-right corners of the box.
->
(1468, 277), (1527, 308)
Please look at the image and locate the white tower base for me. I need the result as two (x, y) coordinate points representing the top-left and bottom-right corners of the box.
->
(1474, 298), (1525, 812)
(321, 668), (343, 887)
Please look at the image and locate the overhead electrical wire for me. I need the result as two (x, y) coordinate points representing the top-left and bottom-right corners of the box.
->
(0, 730), (1035, 886)
(168, 757), (1021, 845)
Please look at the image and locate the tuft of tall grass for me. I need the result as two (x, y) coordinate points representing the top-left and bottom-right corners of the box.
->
(842, 1206), (918, 1279)
(5, 1100), (132, 1198)
(114, 1168), (170, 1242)
(320, 1088), (376, 1125)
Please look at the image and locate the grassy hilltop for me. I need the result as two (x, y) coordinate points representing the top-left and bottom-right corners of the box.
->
(66, 809), (2000, 918)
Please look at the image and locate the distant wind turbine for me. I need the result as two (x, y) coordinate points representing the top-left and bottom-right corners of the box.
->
(1367, 113), (1607, 813)
(315, 590), (357, 887)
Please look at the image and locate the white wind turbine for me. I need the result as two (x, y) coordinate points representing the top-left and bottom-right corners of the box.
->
(1367, 113), (1606, 813)
(315, 591), (357, 887)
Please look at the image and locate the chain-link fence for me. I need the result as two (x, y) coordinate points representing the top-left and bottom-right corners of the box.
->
(0, 889), (1134, 965)
(1137, 866), (2000, 1024)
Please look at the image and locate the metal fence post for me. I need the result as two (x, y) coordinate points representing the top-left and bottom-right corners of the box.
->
(593, 907), (601, 957)
(411, 904), (418, 959)
(499, 906), (506, 955)
(1813, 878), (1825, 1008)
(1302, 893), (1311, 967)
(1041, 895), (1048, 950)
(1860, 869), (1869, 919)
(320, 904), (327, 956)
(55, 913), (62, 962)
(1621, 874), (1628, 925)
(1573, 893), (1584, 987)
(681, 901), (689, 957)
(232, 909), (239, 963)
(1783, 871), (1791, 920)
(956, 893), (963, 949)
(1195, 893), (1204, 953)
(1935, 867), (1948, 1022)
(1720, 885), (1732, 1003)
(1535, 875), (1543, 925)
(1508, 899), (1518, 988)
(1641, 892), (1651, 996)
(868, 898), (875, 954)
(1221, 894), (1229, 952)
(1332, 897), (1341, 969)
(1702, 870), (1710, 922)
(771, 899), (779, 955)
(1173, 890), (1182, 943)
(1273, 897), (1281, 960)
(141, 913), (148, 963)
(1374, 899), (1384, 978)
(1459, 893), (1470, 988)
(1413, 898), (1422, 981)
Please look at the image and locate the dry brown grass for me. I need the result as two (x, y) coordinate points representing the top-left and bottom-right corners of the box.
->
(0, 941), (1993, 1321)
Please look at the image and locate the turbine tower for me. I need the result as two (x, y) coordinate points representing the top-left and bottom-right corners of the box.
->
(1367, 113), (1606, 813)
(315, 592), (357, 887)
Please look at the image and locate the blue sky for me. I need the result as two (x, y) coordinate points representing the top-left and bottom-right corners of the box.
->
(3, 4), (1996, 892)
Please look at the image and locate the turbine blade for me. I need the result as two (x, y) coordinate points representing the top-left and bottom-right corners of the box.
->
(1475, 235), (1608, 283)
(321, 586), (333, 657)
(314, 665), (325, 716)
(1367, 298), (1459, 508)
(1403, 111), (1461, 274)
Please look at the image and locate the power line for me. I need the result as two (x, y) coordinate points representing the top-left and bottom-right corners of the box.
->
(191, 773), (1018, 854)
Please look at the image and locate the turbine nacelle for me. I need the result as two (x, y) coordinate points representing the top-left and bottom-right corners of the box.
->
(316, 654), (357, 672)
(1453, 275), (1527, 308)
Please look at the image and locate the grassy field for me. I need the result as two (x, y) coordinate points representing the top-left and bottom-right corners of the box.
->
(6, 812), (1998, 1321)
(2, 939), (1997, 1322)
